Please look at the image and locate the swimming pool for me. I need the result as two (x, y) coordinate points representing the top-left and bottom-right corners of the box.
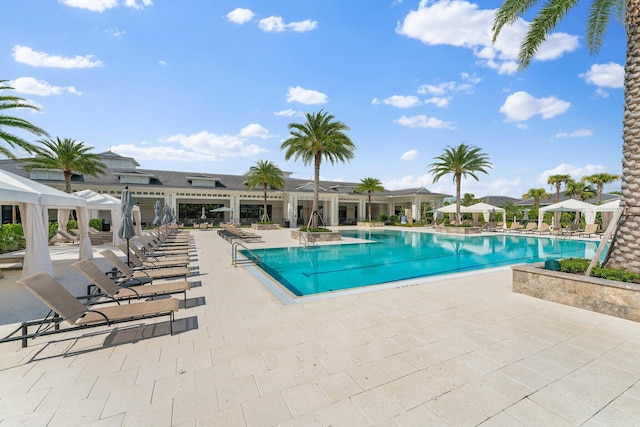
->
(242, 230), (603, 297)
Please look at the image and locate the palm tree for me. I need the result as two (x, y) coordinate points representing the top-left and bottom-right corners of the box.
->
(23, 137), (106, 193)
(583, 173), (621, 203)
(355, 177), (385, 221)
(281, 110), (355, 228)
(492, 0), (640, 271)
(522, 188), (551, 211)
(429, 143), (492, 225)
(547, 174), (572, 202)
(246, 159), (285, 222)
(461, 193), (479, 206)
(565, 180), (596, 202)
(0, 80), (49, 159)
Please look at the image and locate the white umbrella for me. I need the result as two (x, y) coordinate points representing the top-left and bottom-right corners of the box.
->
(152, 200), (162, 227)
(201, 206), (207, 220)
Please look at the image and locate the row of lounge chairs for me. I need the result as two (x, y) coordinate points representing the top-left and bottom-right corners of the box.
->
(217, 224), (262, 243)
(2, 227), (198, 348)
(484, 221), (602, 237)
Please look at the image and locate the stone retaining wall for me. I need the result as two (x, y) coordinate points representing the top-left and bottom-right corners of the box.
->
(290, 231), (342, 242)
(512, 263), (640, 322)
(435, 225), (482, 235)
(357, 222), (384, 227)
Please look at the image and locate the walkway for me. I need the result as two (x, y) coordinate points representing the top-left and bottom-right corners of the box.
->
(0, 228), (639, 426)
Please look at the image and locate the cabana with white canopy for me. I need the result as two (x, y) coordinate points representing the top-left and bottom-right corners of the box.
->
(464, 202), (506, 223)
(538, 198), (598, 228)
(0, 169), (91, 277)
(73, 189), (142, 245)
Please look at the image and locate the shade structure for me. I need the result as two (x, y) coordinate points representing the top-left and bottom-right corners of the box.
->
(538, 198), (597, 228)
(0, 169), (91, 277)
(117, 187), (136, 265)
(152, 200), (162, 227)
(74, 189), (141, 245)
(464, 202), (506, 224)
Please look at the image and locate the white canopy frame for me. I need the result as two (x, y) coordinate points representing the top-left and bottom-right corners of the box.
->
(73, 189), (142, 245)
(538, 199), (598, 229)
(0, 170), (91, 277)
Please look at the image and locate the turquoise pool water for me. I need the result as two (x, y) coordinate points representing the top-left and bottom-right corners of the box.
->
(242, 230), (604, 297)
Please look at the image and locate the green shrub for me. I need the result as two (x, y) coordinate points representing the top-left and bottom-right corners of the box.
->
(559, 258), (592, 274)
(299, 226), (332, 232)
(378, 214), (389, 223)
(591, 267), (640, 283)
(89, 218), (102, 230)
(0, 224), (25, 254)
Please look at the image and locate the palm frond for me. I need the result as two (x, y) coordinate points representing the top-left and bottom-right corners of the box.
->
(492, 0), (540, 42)
(586, 0), (615, 54)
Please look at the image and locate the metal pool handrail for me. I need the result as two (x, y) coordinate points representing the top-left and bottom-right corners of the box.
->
(231, 241), (262, 267)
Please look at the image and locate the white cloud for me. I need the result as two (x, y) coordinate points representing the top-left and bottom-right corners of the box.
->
(158, 60), (167, 66)
(239, 124), (272, 139)
(500, 91), (570, 122)
(580, 62), (624, 88)
(123, 0), (153, 10)
(423, 97), (450, 107)
(594, 88), (610, 98)
(226, 8), (254, 24)
(274, 109), (304, 117)
(416, 74), (480, 107)
(394, 115), (455, 129)
(13, 45), (103, 69)
(59, 0), (151, 11)
(381, 95), (421, 108)
(396, 0), (578, 75)
(105, 27), (125, 38)
(401, 149), (419, 160)
(286, 86), (328, 104)
(259, 16), (318, 32)
(554, 129), (593, 139)
(538, 163), (607, 184)
(59, 0), (118, 12)
(10, 77), (81, 96)
(384, 173), (432, 191)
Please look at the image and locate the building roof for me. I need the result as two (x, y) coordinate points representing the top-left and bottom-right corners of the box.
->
(0, 156), (451, 198)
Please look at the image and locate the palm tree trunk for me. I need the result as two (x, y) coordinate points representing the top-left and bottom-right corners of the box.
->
(64, 172), (72, 193)
(455, 174), (461, 225)
(368, 191), (372, 221)
(606, 11), (640, 272)
(312, 153), (321, 229)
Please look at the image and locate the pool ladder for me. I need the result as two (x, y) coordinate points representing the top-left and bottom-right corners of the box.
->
(231, 241), (262, 267)
(299, 232), (317, 248)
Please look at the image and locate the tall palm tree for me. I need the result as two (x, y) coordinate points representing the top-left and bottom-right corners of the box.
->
(461, 193), (479, 206)
(429, 143), (492, 225)
(23, 137), (106, 193)
(522, 188), (551, 211)
(281, 110), (355, 228)
(0, 80), (49, 159)
(565, 180), (596, 202)
(492, 0), (640, 271)
(547, 174), (572, 202)
(355, 177), (385, 221)
(246, 159), (285, 222)
(583, 173), (621, 203)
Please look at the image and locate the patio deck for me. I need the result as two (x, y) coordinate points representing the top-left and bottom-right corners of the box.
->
(0, 228), (639, 426)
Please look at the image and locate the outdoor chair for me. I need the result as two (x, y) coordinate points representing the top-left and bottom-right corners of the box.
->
(578, 223), (601, 238)
(519, 223), (538, 234)
(49, 230), (79, 245)
(72, 259), (191, 303)
(117, 242), (190, 269)
(2, 271), (180, 347)
(532, 223), (551, 234)
(506, 222), (522, 233)
(100, 249), (191, 281)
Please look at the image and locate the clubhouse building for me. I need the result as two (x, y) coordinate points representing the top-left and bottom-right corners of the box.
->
(0, 151), (450, 228)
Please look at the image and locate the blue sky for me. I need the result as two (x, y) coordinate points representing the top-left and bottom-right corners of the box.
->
(2, 0), (626, 198)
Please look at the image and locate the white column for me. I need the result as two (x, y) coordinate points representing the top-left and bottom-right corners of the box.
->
(358, 199), (367, 221)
